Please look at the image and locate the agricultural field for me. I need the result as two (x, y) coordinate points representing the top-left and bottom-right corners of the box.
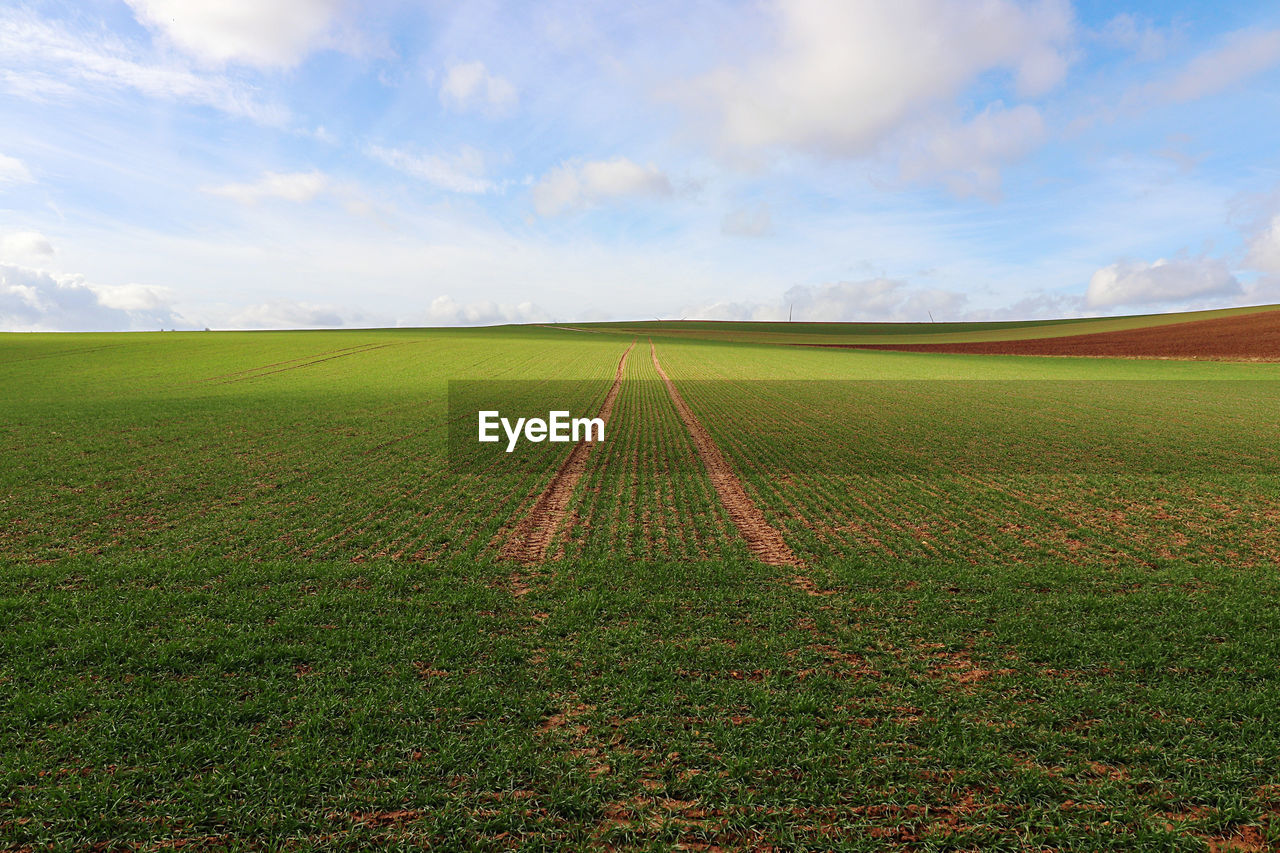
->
(589, 303), (1280, 347)
(3, 308), (1280, 850)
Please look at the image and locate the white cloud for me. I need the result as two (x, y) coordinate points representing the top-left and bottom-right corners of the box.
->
(786, 278), (967, 322)
(0, 264), (180, 331)
(899, 103), (1045, 199)
(685, 300), (784, 322)
(0, 230), (55, 263)
(205, 170), (388, 219)
(123, 0), (344, 68)
(367, 145), (494, 194)
(1086, 257), (1241, 308)
(0, 9), (286, 124)
(223, 295), (548, 329)
(680, 0), (1073, 157)
(205, 171), (329, 205)
(1245, 215), (1280, 275)
(1242, 276), (1280, 306)
(0, 69), (79, 101)
(0, 153), (33, 186)
(439, 61), (517, 114)
(687, 278), (966, 322)
(1098, 13), (1172, 61)
(1090, 27), (1280, 131)
(532, 157), (673, 216)
(721, 202), (772, 237)
(94, 281), (174, 313)
(421, 295), (548, 326)
(1158, 29), (1280, 103)
(230, 299), (351, 329)
(963, 291), (1086, 321)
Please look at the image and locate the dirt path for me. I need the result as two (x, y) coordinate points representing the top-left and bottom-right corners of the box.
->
(499, 340), (637, 566)
(649, 341), (802, 568)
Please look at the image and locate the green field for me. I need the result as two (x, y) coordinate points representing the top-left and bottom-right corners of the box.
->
(3, 323), (1279, 850)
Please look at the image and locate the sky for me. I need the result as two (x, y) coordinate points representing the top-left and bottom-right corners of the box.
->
(2, 0), (1280, 331)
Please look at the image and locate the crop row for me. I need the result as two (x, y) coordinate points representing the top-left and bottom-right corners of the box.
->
(551, 349), (745, 563)
(651, 341), (1280, 569)
(0, 329), (634, 564)
(8, 329), (1279, 570)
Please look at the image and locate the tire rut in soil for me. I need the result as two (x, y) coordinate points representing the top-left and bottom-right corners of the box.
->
(498, 340), (637, 567)
(648, 340), (803, 568)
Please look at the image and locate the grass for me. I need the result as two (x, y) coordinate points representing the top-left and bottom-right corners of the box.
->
(6, 554), (1277, 849)
(2, 320), (1279, 850)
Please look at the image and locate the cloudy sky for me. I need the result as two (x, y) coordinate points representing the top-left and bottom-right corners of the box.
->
(2, 0), (1280, 331)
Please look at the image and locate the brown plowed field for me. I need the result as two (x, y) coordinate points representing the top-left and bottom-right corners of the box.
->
(818, 308), (1280, 360)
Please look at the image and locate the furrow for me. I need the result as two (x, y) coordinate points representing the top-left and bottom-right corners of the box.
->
(649, 340), (802, 568)
(498, 339), (636, 565)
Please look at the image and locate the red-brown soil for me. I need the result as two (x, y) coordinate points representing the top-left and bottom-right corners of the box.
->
(814, 309), (1280, 361)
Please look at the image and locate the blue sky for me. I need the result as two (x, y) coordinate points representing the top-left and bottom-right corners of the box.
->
(2, 0), (1280, 330)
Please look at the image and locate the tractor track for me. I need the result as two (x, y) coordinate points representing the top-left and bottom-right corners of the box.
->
(498, 339), (637, 568)
(649, 340), (802, 568)
(206, 343), (400, 385)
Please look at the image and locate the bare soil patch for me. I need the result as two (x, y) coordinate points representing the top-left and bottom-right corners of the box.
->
(813, 308), (1280, 360)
